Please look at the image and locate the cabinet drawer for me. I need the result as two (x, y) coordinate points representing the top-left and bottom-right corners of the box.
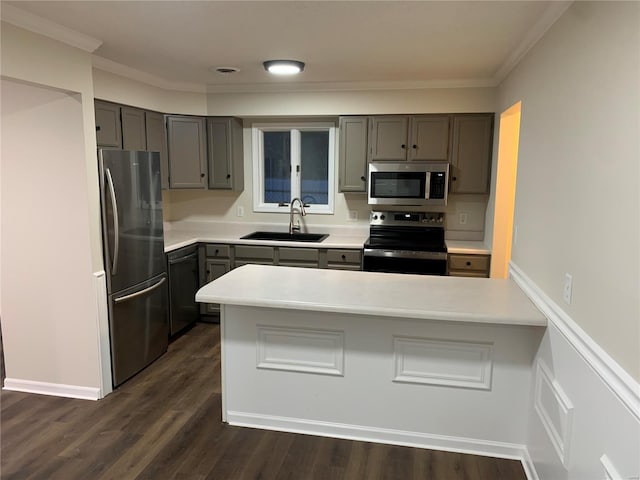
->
(279, 247), (319, 262)
(449, 270), (488, 278)
(205, 244), (231, 258)
(449, 254), (490, 271)
(235, 245), (275, 260)
(327, 249), (362, 264)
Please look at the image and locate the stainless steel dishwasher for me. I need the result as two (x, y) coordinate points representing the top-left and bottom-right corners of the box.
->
(167, 245), (200, 336)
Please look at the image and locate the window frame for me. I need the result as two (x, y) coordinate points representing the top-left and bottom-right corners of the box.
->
(251, 121), (336, 214)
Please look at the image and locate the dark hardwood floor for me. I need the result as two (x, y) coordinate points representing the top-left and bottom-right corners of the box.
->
(1, 323), (526, 480)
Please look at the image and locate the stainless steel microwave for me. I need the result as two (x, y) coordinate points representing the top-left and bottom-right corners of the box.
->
(367, 162), (449, 206)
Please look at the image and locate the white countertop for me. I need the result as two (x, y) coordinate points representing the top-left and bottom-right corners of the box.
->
(196, 264), (546, 327)
(445, 240), (491, 255)
(163, 221), (369, 252)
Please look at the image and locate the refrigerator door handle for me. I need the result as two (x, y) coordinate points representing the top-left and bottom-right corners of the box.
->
(105, 168), (120, 276)
(114, 277), (166, 304)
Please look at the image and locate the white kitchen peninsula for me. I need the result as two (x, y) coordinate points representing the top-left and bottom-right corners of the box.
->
(196, 265), (547, 460)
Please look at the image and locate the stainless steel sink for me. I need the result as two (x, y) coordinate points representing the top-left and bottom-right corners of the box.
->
(240, 231), (328, 242)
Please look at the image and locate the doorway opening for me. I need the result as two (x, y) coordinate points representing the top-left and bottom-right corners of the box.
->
(490, 101), (522, 279)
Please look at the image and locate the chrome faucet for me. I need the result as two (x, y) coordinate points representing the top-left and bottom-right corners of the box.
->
(289, 197), (307, 234)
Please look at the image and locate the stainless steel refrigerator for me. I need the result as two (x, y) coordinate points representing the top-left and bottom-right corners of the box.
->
(98, 149), (168, 388)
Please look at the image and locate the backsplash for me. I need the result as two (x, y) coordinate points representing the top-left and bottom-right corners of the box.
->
(162, 190), (487, 241)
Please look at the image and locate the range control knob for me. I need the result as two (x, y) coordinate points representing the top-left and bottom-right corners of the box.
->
(372, 215), (378, 220)
(380, 214), (386, 220)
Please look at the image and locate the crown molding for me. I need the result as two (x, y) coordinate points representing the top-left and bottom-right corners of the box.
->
(204, 78), (497, 94)
(92, 56), (207, 94)
(0, 4), (102, 52)
(493, 1), (573, 85)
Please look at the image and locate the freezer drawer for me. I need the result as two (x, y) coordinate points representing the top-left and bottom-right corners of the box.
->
(109, 273), (168, 387)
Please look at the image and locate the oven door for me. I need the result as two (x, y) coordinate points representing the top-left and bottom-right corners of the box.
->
(362, 249), (447, 275)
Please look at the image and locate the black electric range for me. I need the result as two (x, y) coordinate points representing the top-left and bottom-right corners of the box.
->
(362, 211), (447, 275)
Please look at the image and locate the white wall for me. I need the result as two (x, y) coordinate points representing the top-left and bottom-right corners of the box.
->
(92, 68), (207, 115)
(1, 78), (102, 391)
(494, 3), (640, 478)
(495, 1), (639, 381)
(0, 23), (106, 396)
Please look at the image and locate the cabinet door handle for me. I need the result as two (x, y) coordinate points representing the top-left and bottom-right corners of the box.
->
(452, 176), (457, 181)
(466, 261), (472, 266)
(341, 255), (346, 260)
(401, 144), (406, 149)
(226, 174), (231, 179)
(412, 144), (417, 149)
(360, 176), (366, 181)
(96, 126), (101, 132)
(200, 173), (205, 178)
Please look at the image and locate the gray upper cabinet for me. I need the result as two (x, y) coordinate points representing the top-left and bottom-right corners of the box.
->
(166, 115), (207, 189)
(207, 117), (244, 191)
(121, 106), (146, 151)
(368, 115), (450, 162)
(338, 116), (368, 193)
(95, 101), (122, 148)
(408, 115), (450, 161)
(368, 116), (408, 161)
(449, 114), (494, 194)
(145, 111), (169, 190)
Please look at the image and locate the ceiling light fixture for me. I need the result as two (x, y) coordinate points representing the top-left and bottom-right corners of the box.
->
(263, 60), (305, 75)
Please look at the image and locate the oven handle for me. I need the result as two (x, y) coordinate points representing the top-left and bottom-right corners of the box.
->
(363, 248), (447, 261)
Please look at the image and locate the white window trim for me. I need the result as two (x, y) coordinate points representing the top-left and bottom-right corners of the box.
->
(252, 122), (336, 214)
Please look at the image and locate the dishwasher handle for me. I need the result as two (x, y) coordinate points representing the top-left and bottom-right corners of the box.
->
(168, 251), (198, 264)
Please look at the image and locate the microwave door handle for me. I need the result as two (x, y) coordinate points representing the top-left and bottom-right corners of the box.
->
(425, 171), (431, 199)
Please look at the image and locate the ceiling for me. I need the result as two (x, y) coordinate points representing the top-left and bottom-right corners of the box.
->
(2, 1), (570, 93)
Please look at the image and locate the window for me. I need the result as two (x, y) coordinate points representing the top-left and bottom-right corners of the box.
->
(252, 122), (336, 213)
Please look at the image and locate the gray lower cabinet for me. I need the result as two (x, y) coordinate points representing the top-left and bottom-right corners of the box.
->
(277, 247), (319, 268)
(95, 100), (122, 148)
(145, 111), (169, 190)
(448, 253), (491, 277)
(203, 259), (231, 315)
(338, 116), (368, 193)
(233, 245), (275, 267)
(207, 117), (244, 191)
(323, 249), (362, 270)
(166, 115), (207, 189)
(449, 114), (494, 194)
(199, 244), (232, 318)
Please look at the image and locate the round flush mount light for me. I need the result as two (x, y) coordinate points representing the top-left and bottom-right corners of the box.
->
(263, 60), (305, 75)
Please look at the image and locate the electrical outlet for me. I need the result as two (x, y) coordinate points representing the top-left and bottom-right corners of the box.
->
(236, 206), (244, 217)
(459, 213), (468, 225)
(347, 210), (358, 222)
(563, 273), (573, 304)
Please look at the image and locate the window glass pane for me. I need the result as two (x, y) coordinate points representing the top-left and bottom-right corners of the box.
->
(300, 131), (329, 205)
(263, 131), (291, 203)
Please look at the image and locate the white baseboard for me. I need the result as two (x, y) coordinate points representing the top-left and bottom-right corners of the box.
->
(227, 410), (533, 475)
(509, 261), (640, 422)
(3, 378), (100, 401)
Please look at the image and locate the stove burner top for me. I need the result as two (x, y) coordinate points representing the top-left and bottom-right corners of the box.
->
(365, 210), (446, 253)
